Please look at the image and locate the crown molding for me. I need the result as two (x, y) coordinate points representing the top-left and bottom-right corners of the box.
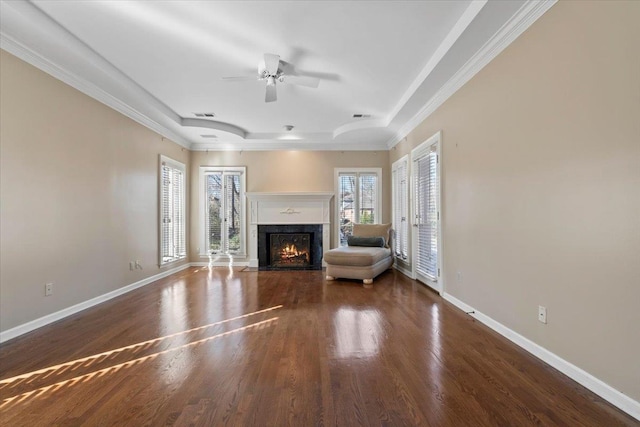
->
(181, 118), (247, 139)
(0, 33), (192, 150)
(386, 0), (557, 150)
(1, 29), (385, 152)
(385, 0), (487, 125)
(2, 0), (556, 153)
(189, 139), (390, 152)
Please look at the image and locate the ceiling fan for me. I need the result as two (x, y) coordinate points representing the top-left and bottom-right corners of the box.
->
(222, 53), (320, 102)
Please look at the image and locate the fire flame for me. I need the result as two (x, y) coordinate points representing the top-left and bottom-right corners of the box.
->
(280, 244), (309, 262)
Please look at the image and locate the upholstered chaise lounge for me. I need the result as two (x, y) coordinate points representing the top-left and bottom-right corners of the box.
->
(323, 223), (394, 288)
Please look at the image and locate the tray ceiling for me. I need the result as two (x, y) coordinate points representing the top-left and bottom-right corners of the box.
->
(0, 1), (555, 150)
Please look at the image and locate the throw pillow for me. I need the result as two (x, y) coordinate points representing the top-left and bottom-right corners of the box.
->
(347, 236), (385, 247)
(352, 223), (392, 248)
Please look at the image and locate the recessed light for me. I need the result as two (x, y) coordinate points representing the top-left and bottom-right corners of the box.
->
(201, 134), (218, 138)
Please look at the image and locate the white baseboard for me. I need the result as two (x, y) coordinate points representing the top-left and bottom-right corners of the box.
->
(0, 260), (282, 343)
(393, 264), (413, 279)
(442, 292), (640, 421)
(190, 261), (249, 267)
(0, 263), (192, 343)
(190, 262), (210, 267)
(6, 265), (636, 420)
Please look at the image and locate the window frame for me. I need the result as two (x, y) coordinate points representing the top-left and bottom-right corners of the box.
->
(159, 155), (187, 266)
(199, 166), (247, 257)
(334, 167), (382, 247)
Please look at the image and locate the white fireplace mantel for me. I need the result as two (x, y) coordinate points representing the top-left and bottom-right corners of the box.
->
(246, 192), (333, 268)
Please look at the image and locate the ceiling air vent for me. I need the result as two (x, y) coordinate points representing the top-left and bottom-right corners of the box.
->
(194, 112), (215, 118)
(353, 114), (371, 118)
(201, 135), (218, 139)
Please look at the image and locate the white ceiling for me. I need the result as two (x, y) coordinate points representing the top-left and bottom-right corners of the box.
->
(0, 1), (555, 151)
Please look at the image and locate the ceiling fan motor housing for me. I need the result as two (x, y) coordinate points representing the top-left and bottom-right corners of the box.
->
(221, 53), (318, 102)
(258, 62), (281, 79)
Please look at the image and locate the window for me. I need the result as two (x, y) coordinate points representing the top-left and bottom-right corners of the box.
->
(200, 166), (246, 256)
(335, 168), (382, 246)
(159, 156), (186, 265)
(392, 156), (409, 261)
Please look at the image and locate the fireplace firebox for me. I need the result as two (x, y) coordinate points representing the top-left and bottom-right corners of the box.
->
(270, 233), (310, 267)
(258, 224), (323, 270)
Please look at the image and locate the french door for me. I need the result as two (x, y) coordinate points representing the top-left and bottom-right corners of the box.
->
(200, 166), (246, 257)
(411, 132), (442, 293)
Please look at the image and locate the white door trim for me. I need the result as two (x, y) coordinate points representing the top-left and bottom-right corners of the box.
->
(411, 131), (443, 294)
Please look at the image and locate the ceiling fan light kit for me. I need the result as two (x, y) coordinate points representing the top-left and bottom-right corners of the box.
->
(223, 53), (320, 103)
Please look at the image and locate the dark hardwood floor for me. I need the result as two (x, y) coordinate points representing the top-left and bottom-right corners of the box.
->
(0, 267), (637, 426)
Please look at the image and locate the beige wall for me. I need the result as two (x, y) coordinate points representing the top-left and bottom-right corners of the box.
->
(0, 50), (190, 332)
(2, 0), (637, 406)
(390, 1), (640, 400)
(189, 150), (390, 260)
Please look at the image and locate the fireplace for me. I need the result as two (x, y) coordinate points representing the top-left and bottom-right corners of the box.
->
(246, 192), (333, 269)
(258, 224), (323, 270)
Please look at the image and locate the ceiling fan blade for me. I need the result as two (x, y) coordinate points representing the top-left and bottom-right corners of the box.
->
(221, 76), (257, 82)
(265, 84), (277, 103)
(264, 53), (280, 75)
(281, 75), (320, 88)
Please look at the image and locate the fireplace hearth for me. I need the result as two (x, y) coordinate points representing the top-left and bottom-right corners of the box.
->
(258, 224), (323, 270)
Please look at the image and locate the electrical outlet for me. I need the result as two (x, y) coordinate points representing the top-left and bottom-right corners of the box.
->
(45, 283), (53, 296)
(538, 305), (547, 324)
(456, 271), (463, 283)
(129, 261), (134, 271)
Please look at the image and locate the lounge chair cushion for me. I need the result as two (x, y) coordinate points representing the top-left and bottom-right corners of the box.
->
(323, 246), (392, 267)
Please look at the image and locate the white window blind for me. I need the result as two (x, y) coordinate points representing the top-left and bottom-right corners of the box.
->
(159, 156), (186, 265)
(224, 174), (242, 253)
(414, 148), (438, 280)
(202, 167), (245, 255)
(336, 169), (381, 246)
(392, 157), (409, 260)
